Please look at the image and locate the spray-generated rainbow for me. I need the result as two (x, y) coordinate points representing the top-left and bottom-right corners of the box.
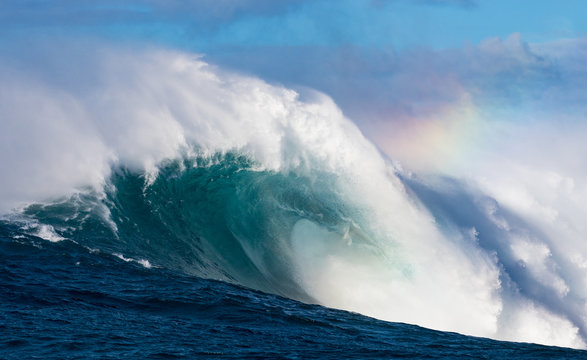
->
(2, 43), (587, 350)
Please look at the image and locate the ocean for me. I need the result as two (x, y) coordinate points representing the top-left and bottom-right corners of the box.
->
(2, 217), (586, 359)
(3, 48), (587, 358)
(1, 152), (585, 358)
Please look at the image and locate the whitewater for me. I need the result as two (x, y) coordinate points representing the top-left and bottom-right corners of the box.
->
(2, 44), (587, 351)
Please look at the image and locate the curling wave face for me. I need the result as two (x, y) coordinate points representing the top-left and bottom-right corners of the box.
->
(2, 44), (587, 349)
(21, 153), (350, 300)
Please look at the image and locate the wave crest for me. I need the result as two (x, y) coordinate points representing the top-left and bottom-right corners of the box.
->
(2, 46), (587, 348)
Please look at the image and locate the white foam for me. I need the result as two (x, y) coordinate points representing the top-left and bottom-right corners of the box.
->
(34, 224), (65, 242)
(12, 218), (66, 243)
(2, 43), (587, 348)
(113, 253), (153, 269)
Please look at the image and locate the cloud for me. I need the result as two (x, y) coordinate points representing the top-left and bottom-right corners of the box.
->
(3, 32), (587, 348)
(206, 33), (569, 124)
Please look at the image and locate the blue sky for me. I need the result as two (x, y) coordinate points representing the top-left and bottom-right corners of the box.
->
(3, 0), (587, 50)
(193, 0), (587, 50)
(4, 2), (587, 349)
(2, 0), (586, 127)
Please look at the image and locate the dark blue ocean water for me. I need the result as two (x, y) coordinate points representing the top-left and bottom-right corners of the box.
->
(2, 223), (586, 359)
(2, 155), (587, 359)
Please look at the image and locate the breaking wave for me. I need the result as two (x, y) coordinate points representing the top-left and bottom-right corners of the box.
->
(2, 45), (587, 349)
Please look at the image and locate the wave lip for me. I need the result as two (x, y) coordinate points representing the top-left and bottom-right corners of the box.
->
(2, 46), (587, 349)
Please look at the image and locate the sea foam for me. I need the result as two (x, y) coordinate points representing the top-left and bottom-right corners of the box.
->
(1, 43), (587, 349)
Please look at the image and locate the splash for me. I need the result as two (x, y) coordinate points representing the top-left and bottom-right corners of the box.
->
(1, 44), (587, 349)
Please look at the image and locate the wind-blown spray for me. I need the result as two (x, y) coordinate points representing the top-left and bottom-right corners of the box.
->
(1, 44), (587, 349)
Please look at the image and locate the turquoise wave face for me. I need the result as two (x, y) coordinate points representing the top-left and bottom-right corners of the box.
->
(21, 152), (370, 302)
(15, 149), (587, 348)
(4, 219), (587, 359)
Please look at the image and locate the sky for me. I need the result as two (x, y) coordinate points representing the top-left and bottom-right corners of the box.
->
(2, 0), (587, 204)
(3, 0), (587, 48)
(3, 0), (587, 348)
(2, 0), (587, 173)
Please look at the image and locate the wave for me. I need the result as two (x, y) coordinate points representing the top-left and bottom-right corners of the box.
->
(13, 149), (586, 349)
(19, 154), (341, 297)
(2, 44), (587, 349)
